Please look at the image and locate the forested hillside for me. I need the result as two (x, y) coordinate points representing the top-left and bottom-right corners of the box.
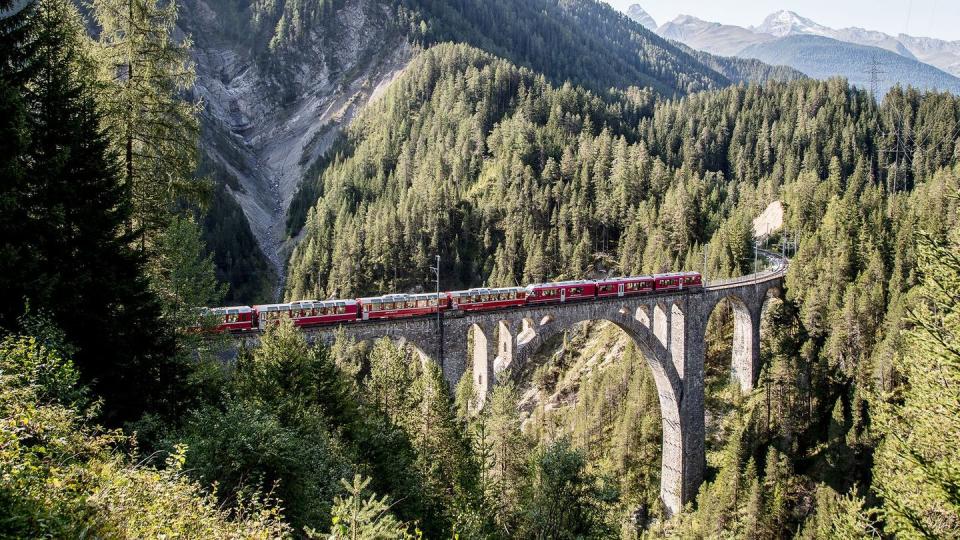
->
(284, 41), (960, 536)
(286, 43), (958, 299)
(175, 0), (803, 303)
(3, 0), (960, 535)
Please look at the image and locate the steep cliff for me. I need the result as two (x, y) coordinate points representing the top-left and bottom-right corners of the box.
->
(177, 0), (412, 299)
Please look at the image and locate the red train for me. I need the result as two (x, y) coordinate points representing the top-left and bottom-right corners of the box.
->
(198, 272), (702, 333)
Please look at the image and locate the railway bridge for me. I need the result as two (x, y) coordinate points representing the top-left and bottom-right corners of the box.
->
(246, 253), (788, 515)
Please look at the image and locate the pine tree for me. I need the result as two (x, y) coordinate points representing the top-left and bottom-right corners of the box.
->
(147, 215), (225, 330)
(315, 475), (412, 540)
(0, 0), (177, 423)
(873, 230), (960, 537)
(91, 0), (204, 251)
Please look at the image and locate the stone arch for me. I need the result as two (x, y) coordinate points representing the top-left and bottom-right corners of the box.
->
(635, 304), (651, 328)
(494, 320), (515, 376)
(704, 294), (759, 392)
(510, 307), (695, 516)
(468, 323), (494, 406)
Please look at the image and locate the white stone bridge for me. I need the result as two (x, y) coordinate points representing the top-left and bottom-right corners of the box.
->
(245, 252), (788, 515)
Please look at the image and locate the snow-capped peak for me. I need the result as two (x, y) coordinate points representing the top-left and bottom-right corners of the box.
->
(625, 4), (657, 31)
(753, 10), (832, 38)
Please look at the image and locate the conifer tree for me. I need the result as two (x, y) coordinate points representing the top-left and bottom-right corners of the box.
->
(318, 475), (412, 540)
(91, 0), (204, 251)
(873, 230), (960, 537)
(0, 0), (177, 423)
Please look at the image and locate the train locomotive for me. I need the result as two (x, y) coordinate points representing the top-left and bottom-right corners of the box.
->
(200, 272), (703, 333)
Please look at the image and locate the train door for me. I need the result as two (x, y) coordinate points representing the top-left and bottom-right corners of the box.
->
(362, 306), (369, 321)
(617, 283), (625, 297)
(560, 288), (566, 303)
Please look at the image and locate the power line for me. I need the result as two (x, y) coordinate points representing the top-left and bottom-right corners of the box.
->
(867, 55), (886, 103)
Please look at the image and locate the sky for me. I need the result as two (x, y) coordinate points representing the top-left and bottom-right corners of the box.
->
(603, 0), (960, 42)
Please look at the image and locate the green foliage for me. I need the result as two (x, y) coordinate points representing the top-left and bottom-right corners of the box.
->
(314, 475), (414, 539)
(872, 228), (960, 538)
(0, 0), (181, 425)
(176, 321), (355, 531)
(91, 0), (206, 250)
(147, 215), (226, 328)
(517, 438), (614, 539)
(0, 334), (290, 538)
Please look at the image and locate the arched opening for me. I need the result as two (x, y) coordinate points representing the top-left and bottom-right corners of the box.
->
(653, 303), (669, 347)
(511, 315), (690, 520)
(635, 305), (651, 328)
(702, 295), (758, 481)
(468, 324), (493, 408)
(517, 317), (537, 346)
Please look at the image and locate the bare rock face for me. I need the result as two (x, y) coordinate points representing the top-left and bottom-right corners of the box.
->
(181, 0), (412, 292)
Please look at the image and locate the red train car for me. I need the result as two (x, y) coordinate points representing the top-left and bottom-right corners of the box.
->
(254, 303), (297, 328)
(203, 306), (256, 332)
(525, 280), (596, 304)
(288, 299), (359, 326)
(653, 272), (703, 292)
(595, 276), (656, 298)
(450, 287), (527, 312)
(359, 293), (449, 320)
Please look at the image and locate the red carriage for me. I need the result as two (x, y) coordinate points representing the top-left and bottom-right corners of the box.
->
(203, 306), (257, 332)
(449, 287), (528, 311)
(525, 280), (596, 304)
(359, 292), (449, 320)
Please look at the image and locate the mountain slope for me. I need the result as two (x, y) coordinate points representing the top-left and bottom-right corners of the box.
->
(669, 39), (805, 85)
(625, 4), (656, 30)
(402, 0), (729, 96)
(658, 15), (774, 57)
(173, 0), (755, 302)
(738, 34), (960, 95)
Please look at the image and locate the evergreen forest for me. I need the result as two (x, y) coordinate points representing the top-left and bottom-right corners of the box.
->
(1, 0), (960, 537)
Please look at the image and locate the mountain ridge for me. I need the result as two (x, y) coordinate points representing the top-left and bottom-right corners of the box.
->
(648, 7), (960, 96)
(652, 7), (960, 79)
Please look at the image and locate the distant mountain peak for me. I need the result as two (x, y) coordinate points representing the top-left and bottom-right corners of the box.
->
(754, 10), (831, 37)
(626, 4), (657, 30)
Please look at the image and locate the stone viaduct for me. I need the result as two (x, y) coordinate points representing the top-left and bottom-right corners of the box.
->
(248, 253), (787, 515)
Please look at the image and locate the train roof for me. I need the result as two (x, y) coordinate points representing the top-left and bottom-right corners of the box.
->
(450, 286), (527, 297)
(290, 299), (358, 307)
(594, 275), (655, 283)
(358, 292), (444, 303)
(525, 279), (594, 289)
(207, 305), (253, 314)
(256, 299), (358, 311)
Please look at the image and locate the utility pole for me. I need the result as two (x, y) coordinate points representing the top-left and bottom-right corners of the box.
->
(703, 244), (708, 287)
(753, 240), (759, 285)
(430, 255), (444, 369)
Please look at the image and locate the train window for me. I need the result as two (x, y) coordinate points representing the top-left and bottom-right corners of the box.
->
(430, 298), (438, 307)
(408, 301), (417, 308)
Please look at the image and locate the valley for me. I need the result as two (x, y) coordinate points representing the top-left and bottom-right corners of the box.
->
(2, 0), (959, 537)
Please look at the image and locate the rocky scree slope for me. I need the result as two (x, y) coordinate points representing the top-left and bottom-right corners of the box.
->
(177, 0), (411, 298)
(179, 0), (787, 301)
